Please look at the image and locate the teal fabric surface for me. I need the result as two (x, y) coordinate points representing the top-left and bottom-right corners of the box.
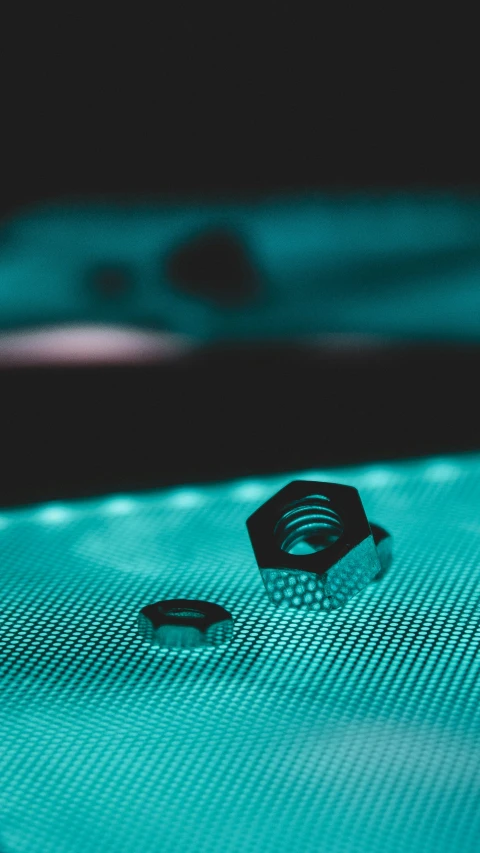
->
(1, 455), (479, 852)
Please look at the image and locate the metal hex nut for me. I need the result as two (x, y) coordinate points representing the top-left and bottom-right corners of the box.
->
(138, 599), (233, 649)
(247, 481), (382, 611)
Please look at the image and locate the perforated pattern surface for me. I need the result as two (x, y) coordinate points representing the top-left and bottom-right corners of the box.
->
(1, 456), (480, 853)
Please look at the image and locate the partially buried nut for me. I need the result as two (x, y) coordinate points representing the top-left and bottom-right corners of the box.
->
(246, 481), (392, 612)
(138, 599), (233, 650)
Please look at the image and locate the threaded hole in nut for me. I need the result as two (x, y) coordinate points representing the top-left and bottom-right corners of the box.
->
(165, 608), (206, 619)
(274, 495), (344, 555)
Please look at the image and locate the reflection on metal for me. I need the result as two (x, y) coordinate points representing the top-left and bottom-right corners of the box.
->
(370, 523), (393, 580)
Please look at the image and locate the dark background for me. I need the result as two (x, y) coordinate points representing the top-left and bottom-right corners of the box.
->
(2, 16), (478, 217)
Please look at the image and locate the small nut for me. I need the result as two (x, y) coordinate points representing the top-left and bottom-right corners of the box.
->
(138, 599), (233, 649)
(247, 481), (390, 611)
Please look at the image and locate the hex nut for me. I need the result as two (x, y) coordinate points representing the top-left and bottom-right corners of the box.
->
(138, 599), (233, 649)
(247, 481), (389, 611)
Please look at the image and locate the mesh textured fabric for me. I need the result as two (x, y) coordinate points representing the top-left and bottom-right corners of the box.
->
(1, 455), (480, 853)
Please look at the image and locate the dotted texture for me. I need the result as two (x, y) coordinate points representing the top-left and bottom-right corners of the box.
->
(263, 536), (380, 610)
(1, 457), (480, 853)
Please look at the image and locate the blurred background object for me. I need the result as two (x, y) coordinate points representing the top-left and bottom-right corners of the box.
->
(2, 193), (480, 508)
(1, 193), (480, 507)
(1, 193), (480, 343)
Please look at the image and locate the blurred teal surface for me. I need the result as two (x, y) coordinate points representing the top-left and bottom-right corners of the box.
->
(1, 193), (480, 339)
(1, 454), (479, 852)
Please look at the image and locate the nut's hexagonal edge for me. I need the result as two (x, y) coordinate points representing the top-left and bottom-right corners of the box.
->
(246, 481), (373, 576)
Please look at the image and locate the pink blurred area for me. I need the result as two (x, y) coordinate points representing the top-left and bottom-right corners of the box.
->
(0, 325), (193, 367)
